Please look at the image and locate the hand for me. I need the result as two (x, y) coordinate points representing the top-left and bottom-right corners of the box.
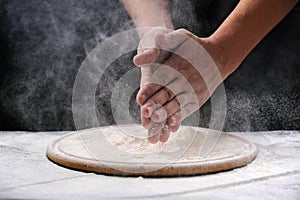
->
(134, 28), (224, 143)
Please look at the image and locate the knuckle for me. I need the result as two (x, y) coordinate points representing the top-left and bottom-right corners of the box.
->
(164, 87), (174, 100)
(177, 28), (187, 34)
(173, 97), (181, 108)
(147, 99), (157, 106)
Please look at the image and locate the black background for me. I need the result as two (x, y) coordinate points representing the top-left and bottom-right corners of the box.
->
(0, 0), (299, 131)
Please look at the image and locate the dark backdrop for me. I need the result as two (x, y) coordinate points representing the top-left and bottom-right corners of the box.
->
(0, 0), (299, 131)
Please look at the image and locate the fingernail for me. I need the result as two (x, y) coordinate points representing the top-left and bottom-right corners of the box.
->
(147, 130), (161, 144)
(141, 94), (147, 104)
(169, 116), (176, 126)
(137, 94), (146, 105)
(159, 129), (170, 143)
(145, 107), (151, 118)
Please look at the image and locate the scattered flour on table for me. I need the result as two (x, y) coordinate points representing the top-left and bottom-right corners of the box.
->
(101, 126), (205, 157)
(79, 126), (253, 163)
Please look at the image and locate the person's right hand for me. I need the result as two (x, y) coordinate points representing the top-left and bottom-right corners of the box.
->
(134, 28), (225, 143)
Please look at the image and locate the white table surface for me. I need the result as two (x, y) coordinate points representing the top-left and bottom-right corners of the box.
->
(0, 130), (299, 199)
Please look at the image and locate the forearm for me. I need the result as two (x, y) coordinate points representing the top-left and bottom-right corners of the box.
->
(205, 0), (299, 79)
(121, 0), (173, 37)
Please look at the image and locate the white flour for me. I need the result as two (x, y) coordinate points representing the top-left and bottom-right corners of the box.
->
(102, 126), (203, 156)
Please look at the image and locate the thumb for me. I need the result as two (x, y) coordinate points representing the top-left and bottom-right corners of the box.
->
(133, 48), (160, 67)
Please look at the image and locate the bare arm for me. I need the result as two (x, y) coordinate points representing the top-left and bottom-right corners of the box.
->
(121, 0), (299, 143)
(122, 0), (298, 77)
(121, 0), (173, 37)
(203, 0), (299, 79)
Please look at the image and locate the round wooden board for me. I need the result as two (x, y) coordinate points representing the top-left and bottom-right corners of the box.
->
(46, 125), (258, 177)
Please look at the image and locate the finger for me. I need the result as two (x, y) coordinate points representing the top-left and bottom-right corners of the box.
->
(141, 113), (151, 129)
(152, 90), (198, 124)
(168, 113), (181, 133)
(156, 30), (188, 51)
(147, 120), (166, 143)
(135, 30), (186, 67)
(168, 112), (181, 126)
(136, 83), (163, 105)
(139, 62), (183, 105)
(148, 119), (166, 132)
(176, 28), (200, 41)
(135, 30), (189, 67)
(152, 97), (180, 123)
(150, 106), (167, 123)
(170, 123), (180, 133)
(144, 86), (175, 111)
(159, 127), (171, 142)
(155, 50), (171, 64)
(141, 102), (161, 118)
(147, 131), (161, 144)
(133, 48), (160, 66)
(134, 48), (170, 66)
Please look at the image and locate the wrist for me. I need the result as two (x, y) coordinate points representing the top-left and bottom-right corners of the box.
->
(136, 25), (174, 39)
(199, 36), (239, 80)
